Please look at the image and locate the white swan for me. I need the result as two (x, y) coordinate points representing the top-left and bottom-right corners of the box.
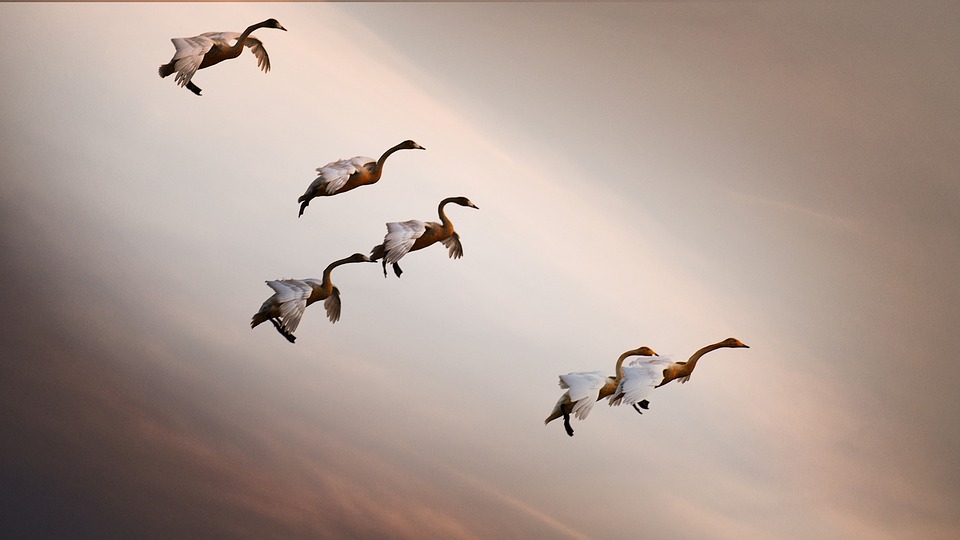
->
(158, 18), (287, 96)
(545, 346), (659, 437)
(369, 196), (478, 278)
(250, 253), (371, 343)
(609, 337), (750, 413)
(297, 140), (426, 217)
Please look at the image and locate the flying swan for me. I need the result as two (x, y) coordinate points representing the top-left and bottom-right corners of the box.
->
(369, 196), (478, 278)
(250, 253), (372, 343)
(297, 140), (426, 217)
(609, 337), (750, 413)
(545, 346), (659, 437)
(159, 18), (287, 96)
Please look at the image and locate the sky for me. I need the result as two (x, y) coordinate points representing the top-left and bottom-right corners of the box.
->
(1, 2), (959, 538)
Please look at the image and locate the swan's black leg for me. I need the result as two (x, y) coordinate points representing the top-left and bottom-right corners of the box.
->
(392, 263), (403, 278)
(298, 200), (309, 218)
(186, 81), (202, 96)
(560, 403), (574, 437)
(382, 259), (388, 277)
(269, 318), (296, 343)
(632, 400), (650, 415)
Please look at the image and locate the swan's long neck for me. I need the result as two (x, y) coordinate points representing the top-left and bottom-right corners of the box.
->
(683, 340), (729, 374)
(232, 20), (270, 54)
(437, 198), (456, 229)
(320, 256), (356, 290)
(375, 142), (406, 172)
(614, 350), (640, 381)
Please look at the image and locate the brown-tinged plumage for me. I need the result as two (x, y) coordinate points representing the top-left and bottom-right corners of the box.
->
(159, 18), (287, 96)
(609, 337), (750, 414)
(545, 346), (659, 437)
(250, 253), (372, 343)
(369, 196), (478, 278)
(297, 140), (426, 217)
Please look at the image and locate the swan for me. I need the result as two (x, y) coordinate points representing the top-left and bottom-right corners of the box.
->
(250, 253), (372, 343)
(609, 337), (750, 413)
(369, 196), (478, 278)
(297, 140), (426, 217)
(158, 18), (287, 96)
(544, 346), (659, 437)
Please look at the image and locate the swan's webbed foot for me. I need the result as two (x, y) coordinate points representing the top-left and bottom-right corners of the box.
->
(269, 318), (296, 343)
(632, 400), (650, 415)
(392, 263), (403, 278)
(560, 403), (574, 437)
(186, 81), (202, 96)
(298, 200), (309, 218)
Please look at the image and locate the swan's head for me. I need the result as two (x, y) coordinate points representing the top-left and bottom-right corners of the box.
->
(263, 19), (287, 31)
(450, 196), (479, 210)
(720, 337), (749, 348)
(398, 140), (426, 151)
(631, 346), (659, 357)
(346, 253), (373, 264)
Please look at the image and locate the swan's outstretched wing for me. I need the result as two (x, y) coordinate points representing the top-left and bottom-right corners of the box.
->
(382, 220), (427, 264)
(323, 286), (342, 323)
(558, 371), (608, 420)
(312, 156), (373, 195)
(440, 231), (464, 259)
(242, 36), (271, 72)
(168, 34), (218, 87)
(610, 357), (673, 407)
(264, 279), (313, 333)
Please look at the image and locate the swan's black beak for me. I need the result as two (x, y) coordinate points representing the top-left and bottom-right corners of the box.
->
(279, 25), (287, 31)
(740, 343), (750, 348)
(415, 144), (426, 150)
(469, 202), (479, 209)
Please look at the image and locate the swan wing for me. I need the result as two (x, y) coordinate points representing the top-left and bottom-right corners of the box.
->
(314, 157), (373, 195)
(558, 371), (608, 420)
(242, 36), (271, 72)
(200, 31), (239, 44)
(323, 286), (342, 323)
(382, 220), (426, 264)
(265, 279), (312, 333)
(440, 231), (464, 259)
(169, 34), (217, 87)
(610, 357), (672, 407)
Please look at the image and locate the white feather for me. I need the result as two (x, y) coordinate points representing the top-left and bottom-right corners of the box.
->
(263, 279), (317, 333)
(609, 356), (674, 407)
(557, 371), (608, 420)
(167, 31), (274, 88)
(382, 220), (426, 264)
(169, 35), (216, 87)
(312, 156), (374, 195)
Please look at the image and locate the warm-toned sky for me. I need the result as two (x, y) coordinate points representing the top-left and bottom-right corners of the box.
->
(2, 2), (959, 538)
